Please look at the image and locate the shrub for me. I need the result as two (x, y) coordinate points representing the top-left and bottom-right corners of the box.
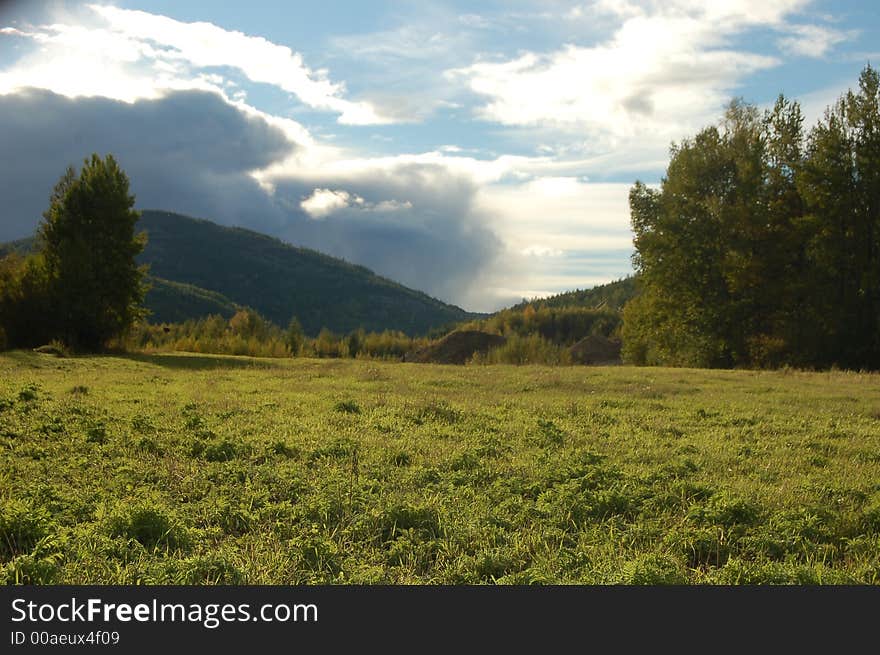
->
(861, 494), (880, 532)
(168, 554), (245, 584)
(687, 492), (760, 529)
(85, 423), (107, 444)
(202, 439), (242, 462)
(376, 503), (442, 542)
(481, 334), (571, 365)
(18, 383), (39, 403)
(0, 500), (49, 562)
(618, 553), (688, 585)
(334, 399), (361, 414)
(107, 503), (188, 551)
(3, 553), (61, 584)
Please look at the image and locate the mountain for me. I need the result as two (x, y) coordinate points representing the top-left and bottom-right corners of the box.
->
(137, 211), (478, 334)
(145, 277), (240, 324)
(510, 276), (637, 312)
(0, 210), (480, 336)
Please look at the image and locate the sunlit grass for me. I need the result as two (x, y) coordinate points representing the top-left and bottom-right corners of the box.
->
(1, 351), (878, 584)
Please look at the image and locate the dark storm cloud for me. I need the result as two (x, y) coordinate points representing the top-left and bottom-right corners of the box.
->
(0, 88), (501, 307)
(271, 165), (502, 303)
(0, 88), (294, 240)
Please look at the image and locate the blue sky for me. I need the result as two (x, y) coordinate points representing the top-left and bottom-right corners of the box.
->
(1, 0), (878, 311)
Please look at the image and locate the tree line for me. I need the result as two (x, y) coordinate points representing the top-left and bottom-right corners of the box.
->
(125, 310), (431, 360)
(623, 64), (880, 370)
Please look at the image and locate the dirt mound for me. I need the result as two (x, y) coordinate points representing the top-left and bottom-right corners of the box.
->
(404, 330), (506, 365)
(568, 335), (622, 365)
(33, 344), (66, 357)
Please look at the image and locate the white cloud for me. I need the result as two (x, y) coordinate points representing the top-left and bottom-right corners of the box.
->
(521, 245), (564, 257)
(300, 188), (363, 219)
(777, 23), (853, 58)
(299, 188), (412, 219)
(0, 5), (389, 124)
(448, 13), (779, 139)
(372, 199), (413, 212)
(477, 177), (633, 252)
(443, 0), (851, 174)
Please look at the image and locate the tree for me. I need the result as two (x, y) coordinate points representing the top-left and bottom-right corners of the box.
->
(229, 308), (270, 340)
(39, 154), (147, 350)
(347, 328), (365, 358)
(798, 66), (880, 368)
(314, 327), (341, 358)
(625, 99), (807, 367)
(286, 316), (304, 356)
(0, 252), (52, 349)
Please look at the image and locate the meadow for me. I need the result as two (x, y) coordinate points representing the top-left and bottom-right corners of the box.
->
(1, 350), (879, 584)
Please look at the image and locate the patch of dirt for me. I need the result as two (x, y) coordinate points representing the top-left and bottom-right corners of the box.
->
(403, 330), (507, 365)
(568, 335), (622, 365)
(33, 345), (65, 357)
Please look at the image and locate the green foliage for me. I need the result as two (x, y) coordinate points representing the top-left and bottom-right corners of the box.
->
(0, 499), (49, 562)
(314, 328), (344, 358)
(512, 277), (637, 312)
(0, 252), (53, 349)
(37, 155), (147, 350)
(360, 330), (425, 359)
(626, 65), (880, 369)
(127, 311), (289, 358)
(144, 277), (239, 324)
(618, 554), (688, 585)
(476, 334), (571, 365)
(107, 502), (188, 551)
(286, 316), (304, 356)
(347, 328), (365, 358)
(334, 400), (361, 414)
(462, 304), (620, 347)
(124, 312), (432, 361)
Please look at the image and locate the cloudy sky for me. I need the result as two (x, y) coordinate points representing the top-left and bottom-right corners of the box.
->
(0, 0), (877, 311)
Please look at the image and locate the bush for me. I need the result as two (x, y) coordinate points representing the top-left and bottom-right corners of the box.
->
(480, 334), (571, 365)
(167, 554), (245, 584)
(376, 503), (442, 542)
(618, 553), (688, 584)
(334, 400), (361, 414)
(2, 551), (62, 584)
(0, 500), (49, 562)
(107, 502), (188, 551)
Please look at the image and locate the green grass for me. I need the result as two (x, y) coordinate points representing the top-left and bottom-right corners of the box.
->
(1, 351), (879, 584)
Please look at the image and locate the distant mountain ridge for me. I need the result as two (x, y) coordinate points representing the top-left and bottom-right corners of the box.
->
(0, 210), (480, 336)
(512, 277), (637, 312)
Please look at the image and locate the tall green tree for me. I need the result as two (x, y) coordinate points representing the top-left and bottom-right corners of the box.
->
(39, 154), (147, 350)
(285, 316), (304, 356)
(624, 98), (807, 367)
(799, 65), (880, 368)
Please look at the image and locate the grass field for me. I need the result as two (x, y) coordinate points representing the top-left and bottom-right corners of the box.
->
(1, 351), (879, 584)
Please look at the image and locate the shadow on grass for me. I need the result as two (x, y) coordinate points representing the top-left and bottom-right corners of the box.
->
(2, 350), (62, 367)
(119, 352), (288, 371)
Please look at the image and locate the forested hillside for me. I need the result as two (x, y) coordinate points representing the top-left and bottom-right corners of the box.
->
(1, 211), (479, 336)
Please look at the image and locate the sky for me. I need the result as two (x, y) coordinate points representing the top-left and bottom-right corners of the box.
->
(0, 0), (877, 312)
